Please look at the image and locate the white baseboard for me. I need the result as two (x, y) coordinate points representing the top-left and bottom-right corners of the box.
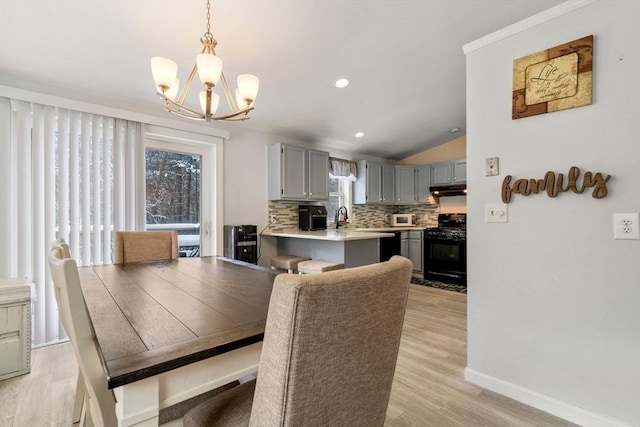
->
(464, 368), (629, 427)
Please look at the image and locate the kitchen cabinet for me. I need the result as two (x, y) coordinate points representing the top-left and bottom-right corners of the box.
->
(400, 230), (423, 273)
(354, 160), (395, 204)
(395, 165), (431, 204)
(268, 143), (329, 201)
(430, 159), (467, 186)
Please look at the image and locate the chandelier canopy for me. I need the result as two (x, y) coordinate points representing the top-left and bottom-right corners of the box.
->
(151, 0), (259, 123)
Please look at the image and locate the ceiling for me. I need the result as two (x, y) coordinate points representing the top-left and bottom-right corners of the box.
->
(0, 0), (564, 160)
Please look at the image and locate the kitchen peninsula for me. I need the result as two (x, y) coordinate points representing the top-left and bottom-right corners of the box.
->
(261, 229), (394, 267)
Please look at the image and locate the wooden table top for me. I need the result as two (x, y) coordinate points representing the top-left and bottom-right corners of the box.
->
(78, 257), (277, 389)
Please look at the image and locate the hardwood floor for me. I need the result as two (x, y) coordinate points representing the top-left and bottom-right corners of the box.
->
(0, 284), (577, 426)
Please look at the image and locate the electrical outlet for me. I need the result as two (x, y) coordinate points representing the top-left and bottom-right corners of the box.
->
(613, 213), (639, 240)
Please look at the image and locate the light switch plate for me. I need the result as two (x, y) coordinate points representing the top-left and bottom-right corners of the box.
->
(485, 157), (499, 176)
(485, 203), (508, 223)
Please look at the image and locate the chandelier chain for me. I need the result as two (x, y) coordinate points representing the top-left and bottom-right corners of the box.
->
(205, 0), (212, 38)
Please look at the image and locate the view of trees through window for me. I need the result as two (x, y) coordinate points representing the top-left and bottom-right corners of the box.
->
(145, 148), (201, 256)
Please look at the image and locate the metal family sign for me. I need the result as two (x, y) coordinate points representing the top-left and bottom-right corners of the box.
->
(501, 166), (611, 204)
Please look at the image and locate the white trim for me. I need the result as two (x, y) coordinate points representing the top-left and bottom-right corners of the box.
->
(0, 85), (231, 141)
(462, 0), (598, 55)
(464, 368), (630, 427)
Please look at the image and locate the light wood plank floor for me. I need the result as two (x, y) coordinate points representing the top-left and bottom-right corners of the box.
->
(0, 285), (577, 427)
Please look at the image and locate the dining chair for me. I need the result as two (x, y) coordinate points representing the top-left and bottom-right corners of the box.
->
(183, 255), (413, 427)
(49, 242), (118, 427)
(113, 230), (179, 264)
(50, 237), (86, 425)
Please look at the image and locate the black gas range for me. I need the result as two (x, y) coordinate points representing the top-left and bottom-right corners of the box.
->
(424, 213), (467, 285)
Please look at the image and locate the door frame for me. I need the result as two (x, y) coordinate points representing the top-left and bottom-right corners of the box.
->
(143, 125), (224, 257)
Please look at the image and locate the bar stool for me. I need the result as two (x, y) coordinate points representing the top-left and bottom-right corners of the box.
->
(297, 260), (345, 274)
(271, 255), (311, 274)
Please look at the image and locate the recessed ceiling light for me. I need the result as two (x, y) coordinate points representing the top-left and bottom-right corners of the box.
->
(354, 132), (365, 138)
(335, 78), (350, 89)
(449, 127), (461, 133)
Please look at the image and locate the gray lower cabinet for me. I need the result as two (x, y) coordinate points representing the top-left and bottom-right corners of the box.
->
(268, 143), (329, 201)
(400, 230), (423, 273)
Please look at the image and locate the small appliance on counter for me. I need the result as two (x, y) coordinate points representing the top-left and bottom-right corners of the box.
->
(223, 225), (258, 264)
(299, 205), (328, 231)
(390, 213), (416, 227)
(334, 206), (349, 228)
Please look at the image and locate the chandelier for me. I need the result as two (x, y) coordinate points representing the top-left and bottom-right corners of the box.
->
(151, 0), (259, 123)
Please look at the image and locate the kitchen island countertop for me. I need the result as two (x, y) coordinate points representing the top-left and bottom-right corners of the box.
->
(262, 229), (394, 241)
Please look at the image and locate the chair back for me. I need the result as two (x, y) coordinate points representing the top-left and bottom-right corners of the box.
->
(113, 230), (179, 264)
(250, 256), (413, 426)
(49, 243), (117, 427)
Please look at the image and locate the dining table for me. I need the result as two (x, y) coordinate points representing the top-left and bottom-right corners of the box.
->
(77, 256), (278, 426)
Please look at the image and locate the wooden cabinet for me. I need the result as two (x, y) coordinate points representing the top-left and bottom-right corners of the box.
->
(430, 159), (467, 186)
(400, 230), (423, 273)
(395, 165), (431, 204)
(268, 143), (329, 201)
(354, 161), (395, 204)
(0, 279), (31, 381)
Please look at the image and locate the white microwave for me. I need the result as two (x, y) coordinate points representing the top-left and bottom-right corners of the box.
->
(390, 214), (416, 227)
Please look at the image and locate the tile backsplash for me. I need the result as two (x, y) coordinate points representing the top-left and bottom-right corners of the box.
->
(268, 200), (440, 231)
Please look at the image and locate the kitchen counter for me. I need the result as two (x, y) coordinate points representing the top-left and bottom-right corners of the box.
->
(262, 229), (394, 241)
(354, 227), (426, 232)
(262, 229), (396, 268)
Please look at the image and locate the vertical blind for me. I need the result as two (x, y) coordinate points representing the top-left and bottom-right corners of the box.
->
(0, 97), (144, 346)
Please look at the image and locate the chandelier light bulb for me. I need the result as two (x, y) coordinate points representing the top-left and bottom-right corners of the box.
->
(237, 74), (259, 105)
(196, 53), (223, 86)
(200, 91), (220, 115)
(165, 78), (179, 101)
(151, 57), (178, 90)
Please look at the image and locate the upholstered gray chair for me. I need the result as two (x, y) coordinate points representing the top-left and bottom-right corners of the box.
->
(183, 255), (413, 426)
(113, 230), (179, 264)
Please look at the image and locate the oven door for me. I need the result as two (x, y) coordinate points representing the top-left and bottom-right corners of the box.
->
(423, 236), (466, 284)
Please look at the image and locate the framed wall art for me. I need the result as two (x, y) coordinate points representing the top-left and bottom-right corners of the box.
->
(512, 35), (593, 120)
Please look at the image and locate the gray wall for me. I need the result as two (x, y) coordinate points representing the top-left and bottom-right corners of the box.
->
(465, 1), (639, 426)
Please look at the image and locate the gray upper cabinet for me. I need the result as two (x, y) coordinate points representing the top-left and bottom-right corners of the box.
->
(430, 159), (467, 186)
(354, 161), (395, 204)
(395, 165), (431, 204)
(395, 166), (415, 204)
(381, 165), (395, 205)
(268, 143), (329, 201)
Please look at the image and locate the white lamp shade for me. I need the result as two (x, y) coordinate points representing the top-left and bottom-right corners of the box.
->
(200, 91), (220, 115)
(165, 78), (179, 100)
(237, 74), (259, 102)
(196, 53), (223, 85)
(151, 57), (178, 89)
(235, 88), (249, 109)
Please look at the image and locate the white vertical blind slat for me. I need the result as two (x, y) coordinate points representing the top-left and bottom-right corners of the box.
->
(44, 106), (58, 343)
(0, 98), (13, 277)
(113, 119), (124, 232)
(69, 111), (81, 260)
(32, 104), (45, 345)
(102, 118), (112, 262)
(81, 113), (91, 265)
(92, 115), (102, 264)
(58, 109), (70, 241)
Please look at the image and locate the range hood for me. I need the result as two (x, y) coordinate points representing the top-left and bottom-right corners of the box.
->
(430, 184), (467, 197)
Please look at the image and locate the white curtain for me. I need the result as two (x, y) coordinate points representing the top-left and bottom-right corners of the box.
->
(0, 97), (145, 346)
(329, 157), (358, 181)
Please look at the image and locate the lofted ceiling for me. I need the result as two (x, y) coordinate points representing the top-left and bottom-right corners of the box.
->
(0, 0), (564, 160)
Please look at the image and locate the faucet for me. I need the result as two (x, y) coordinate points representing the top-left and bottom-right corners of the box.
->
(335, 206), (349, 228)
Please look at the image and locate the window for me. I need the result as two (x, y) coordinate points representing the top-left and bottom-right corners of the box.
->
(324, 177), (352, 224)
